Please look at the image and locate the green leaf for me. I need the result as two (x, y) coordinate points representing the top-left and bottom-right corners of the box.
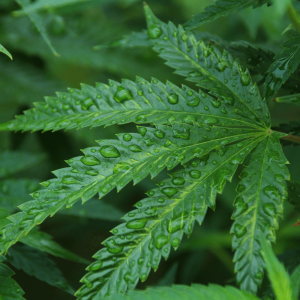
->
(286, 181), (300, 212)
(260, 235), (292, 300)
(59, 198), (124, 221)
(0, 78), (262, 132)
(7, 243), (74, 294)
(75, 136), (263, 298)
(291, 264), (300, 300)
(231, 132), (289, 293)
(264, 37), (300, 101)
(14, 0), (91, 15)
(0, 44), (12, 60)
(144, 5), (270, 129)
(15, 0), (59, 56)
(183, 0), (269, 31)
(0, 124), (261, 254)
(91, 284), (260, 300)
(0, 262), (25, 300)
(20, 229), (89, 264)
(0, 151), (46, 179)
(272, 93), (300, 105)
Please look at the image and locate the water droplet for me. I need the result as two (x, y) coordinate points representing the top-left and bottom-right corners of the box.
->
(100, 146), (120, 158)
(154, 130), (165, 139)
(181, 33), (188, 42)
(241, 74), (251, 86)
(148, 24), (162, 39)
(155, 234), (168, 250)
(224, 96), (234, 106)
(135, 115), (147, 123)
(42, 181), (50, 187)
(106, 240), (124, 254)
(204, 117), (219, 125)
(171, 238), (180, 248)
(88, 261), (103, 271)
(187, 90), (193, 96)
(234, 224), (246, 238)
(129, 145), (143, 152)
(255, 271), (263, 279)
(81, 99), (94, 110)
(161, 187), (178, 197)
(210, 99), (221, 108)
(187, 97), (200, 106)
(168, 212), (189, 233)
(263, 186), (280, 199)
(183, 115), (195, 124)
(167, 94), (178, 104)
(275, 174), (284, 182)
(81, 155), (101, 166)
(127, 219), (147, 229)
(113, 87), (133, 103)
(123, 133), (132, 141)
(141, 273), (147, 282)
(62, 175), (78, 184)
(85, 170), (98, 176)
(172, 177), (185, 185)
(63, 104), (70, 110)
(263, 203), (276, 216)
(189, 170), (201, 179)
(233, 196), (248, 217)
(138, 127), (147, 136)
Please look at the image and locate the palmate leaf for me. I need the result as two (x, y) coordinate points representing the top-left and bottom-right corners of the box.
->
(0, 259), (25, 300)
(94, 284), (260, 300)
(264, 36), (300, 101)
(15, 0), (59, 56)
(75, 136), (264, 299)
(0, 124), (261, 254)
(7, 243), (74, 294)
(0, 151), (46, 179)
(231, 132), (289, 294)
(183, 0), (269, 31)
(0, 77), (262, 133)
(260, 236), (292, 300)
(144, 5), (270, 129)
(0, 44), (12, 60)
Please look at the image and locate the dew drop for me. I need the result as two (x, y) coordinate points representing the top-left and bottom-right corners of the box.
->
(141, 273), (147, 282)
(113, 163), (131, 174)
(154, 130), (165, 139)
(183, 115), (195, 124)
(263, 203), (276, 216)
(123, 133), (132, 141)
(167, 94), (178, 104)
(233, 196), (248, 217)
(148, 24), (162, 39)
(241, 74), (251, 86)
(189, 170), (201, 179)
(161, 187), (178, 197)
(62, 175), (78, 184)
(42, 181), (50, 187)
(129, 145), (143, 152)
(187, 97), (200, 106)
(100, 146), (120, 158)
(81, 99), (94, 110)
(85, 170), (98, 176)
(204, 117), (219, 125)
(106, 240), (124, 254)
(234, 224), (246, 238)
(210, 99), (221, 108)
(172, 177), (185, 185)
(88, 261), (103, 271)
(138, 127), (147, 136)
(255, 271), (263, 279)
(171, 238), (180, 248)
(127, 219), (147, 229)
(155, 234), (168, 250)
(81, 155), (101, 166)
(113, 87), (133, 103)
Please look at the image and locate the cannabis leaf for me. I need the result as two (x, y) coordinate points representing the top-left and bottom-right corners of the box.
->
(76, 137), (263, 299)
(231, 132), (289, 294)
(144, 5), (271, 129)
(183, 0), (269, 31)
(15, 0), (59, 56)
(0, 43), (12, 60)
(0, 78), (262, 133)
(7, 243), (74, 294)
(91, 284), (260, 300)
(0, 258), (25, 300)
(264, 36), (300, 101)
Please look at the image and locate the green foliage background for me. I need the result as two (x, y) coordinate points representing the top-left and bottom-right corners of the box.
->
(0, 0), (300, 299)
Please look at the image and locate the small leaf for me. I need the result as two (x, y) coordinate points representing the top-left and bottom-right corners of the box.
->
(0, 44), (12, 60)
(260, 235), (292, 300)
(7, 243), (74, 294)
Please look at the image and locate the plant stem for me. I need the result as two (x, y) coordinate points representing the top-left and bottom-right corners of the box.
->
(287, 2), (300, 34)
(277, 132), (300, 145)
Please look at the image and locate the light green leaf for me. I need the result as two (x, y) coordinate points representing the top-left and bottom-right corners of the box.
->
(260, 235), (292, 300)
(20, 229), (89, 264)
(291, 264), (300, 300)
(232, 132), (289, 293)
(15, 0), (59, 56)
(7, 243), (74, 294)
(0, 262), (25, 300)
(0, 152), (46, 179)
(0, 44), (12, 60)
(144, 5), (270, 129)
(76, 136), (264, 298)
(183, 0), (269, 31)
(0, 77), (262, 133)
(93, 284), (260, 300)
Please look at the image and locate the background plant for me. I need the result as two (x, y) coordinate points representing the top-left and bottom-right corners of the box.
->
(0, 0), (300, 299)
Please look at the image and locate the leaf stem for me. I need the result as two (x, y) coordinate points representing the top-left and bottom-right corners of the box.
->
(278, 132), (300, 145)
(287, 2), (300, 35)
